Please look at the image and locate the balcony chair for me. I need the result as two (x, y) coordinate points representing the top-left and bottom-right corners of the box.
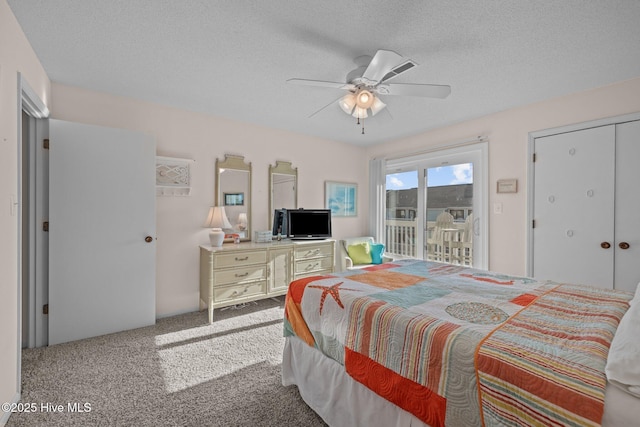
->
(447, 213), (474, 266)
(425, 211), (454, 262)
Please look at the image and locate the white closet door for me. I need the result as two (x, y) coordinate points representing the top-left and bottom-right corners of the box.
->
(533, 125), (615, 288)
(49, 120), (156, 345)
(614, 120), (640, 292)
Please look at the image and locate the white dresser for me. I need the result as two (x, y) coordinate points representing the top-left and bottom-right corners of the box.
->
(200, 239), (335, 323)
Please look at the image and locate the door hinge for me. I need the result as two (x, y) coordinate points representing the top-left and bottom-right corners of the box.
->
(532, 219), (536, 228)
(43, 304), (49, 315)
(532, 153), (537, 162)
(43, 221), (49, 232)
(43, 139), (50, 150)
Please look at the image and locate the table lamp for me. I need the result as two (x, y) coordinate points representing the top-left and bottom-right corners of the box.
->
(204, 206), (232, 247)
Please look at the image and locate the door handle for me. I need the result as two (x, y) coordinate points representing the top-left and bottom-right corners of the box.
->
(619, 242), (630, 250)
(145, 236), (153, 243)
(600, 242), (611, 249)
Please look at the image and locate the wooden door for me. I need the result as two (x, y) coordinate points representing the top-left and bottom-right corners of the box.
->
(49, 119), (156, 345)
(532, 125), (615, 288)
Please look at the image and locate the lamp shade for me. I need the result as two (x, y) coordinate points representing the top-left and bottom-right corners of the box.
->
(370, 96), (387, 116)
(352, 106), (368, 119)
(338, 93), (356, 114)
(237, 212), (248, 230)
(355, 89), (375, 109)
(204, 206), (232, 229)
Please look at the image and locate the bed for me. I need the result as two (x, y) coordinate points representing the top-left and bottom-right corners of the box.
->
(281, 259), (640, 427)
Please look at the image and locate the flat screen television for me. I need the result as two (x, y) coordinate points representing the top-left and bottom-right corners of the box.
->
(286, 209), (332, 240)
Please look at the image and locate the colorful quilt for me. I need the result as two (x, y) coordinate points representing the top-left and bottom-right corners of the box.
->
(284, 259), (631, 427)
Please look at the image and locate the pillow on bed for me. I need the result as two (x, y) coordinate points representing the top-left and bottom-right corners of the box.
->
(369, 243), (385, 264)
(347, 242), (372, 265)
(605, 283), (640, 398)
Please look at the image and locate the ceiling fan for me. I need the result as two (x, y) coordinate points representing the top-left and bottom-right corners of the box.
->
(287, 49), (451, 133)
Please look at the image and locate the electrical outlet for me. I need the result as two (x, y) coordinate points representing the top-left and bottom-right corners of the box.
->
(493, 202), (503, 214)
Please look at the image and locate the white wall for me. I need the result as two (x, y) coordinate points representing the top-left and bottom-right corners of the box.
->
(0, 0), (51, 421)
(367, 77), (640, 275)
(50, 83), (369, 317)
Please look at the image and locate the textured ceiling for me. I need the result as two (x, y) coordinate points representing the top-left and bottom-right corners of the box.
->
(8, 0), (640, 146)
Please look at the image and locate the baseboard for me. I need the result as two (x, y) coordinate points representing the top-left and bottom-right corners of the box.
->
(0, 391), (20, 427)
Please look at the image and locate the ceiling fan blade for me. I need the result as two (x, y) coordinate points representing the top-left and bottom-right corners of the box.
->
(361, 50), (405, 85)
(378, 83), (451, 99)
(308, 95), (344, 118)
(287, 78), (355, 90)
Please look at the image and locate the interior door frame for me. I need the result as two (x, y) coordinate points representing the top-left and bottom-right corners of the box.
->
(16, 73), (50, 406)
(526, 111), (640, 276)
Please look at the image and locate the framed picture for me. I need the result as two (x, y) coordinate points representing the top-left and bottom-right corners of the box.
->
(325, 181), (357, 217)
(224, 192), (244, 206)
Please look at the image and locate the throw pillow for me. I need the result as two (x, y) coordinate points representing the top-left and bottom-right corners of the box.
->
(347, 242), (372, 265)
(369, 243), (385, 264)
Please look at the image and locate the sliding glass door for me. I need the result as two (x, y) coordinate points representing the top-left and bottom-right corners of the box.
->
(385, 170), (419, 257)
(424, 162), (474, 265)
(384, 143), (487, 269)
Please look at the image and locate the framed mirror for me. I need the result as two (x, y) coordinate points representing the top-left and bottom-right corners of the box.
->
(216, 154), (251, 242)
(269, 161), (298, 225)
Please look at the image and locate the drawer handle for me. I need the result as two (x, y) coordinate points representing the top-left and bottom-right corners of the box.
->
(235, 256), (249, 261)
(235, 272), (249, 278)
(305, 262), (320, 271)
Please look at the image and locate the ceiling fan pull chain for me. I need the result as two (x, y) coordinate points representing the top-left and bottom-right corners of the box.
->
(362, 118), (365, 134)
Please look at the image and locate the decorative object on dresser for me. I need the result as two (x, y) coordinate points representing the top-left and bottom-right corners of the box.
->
(203, 206), (232, 247)
(254, 230), (272, 243)
(200, 239), (334, 323)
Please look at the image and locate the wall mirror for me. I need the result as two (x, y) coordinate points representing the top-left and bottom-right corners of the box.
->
(216, 154), (251, 241)
(269, 160), (298, 225)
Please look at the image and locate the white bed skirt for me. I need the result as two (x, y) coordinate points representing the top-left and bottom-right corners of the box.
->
(282, 336), (640, 427)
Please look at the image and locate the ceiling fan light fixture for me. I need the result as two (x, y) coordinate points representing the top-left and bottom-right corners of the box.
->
(370, 96), (386, 116)
(339, 93), (356, 114)
(355, 89), (375, 109)
(352, 106), (368, 119)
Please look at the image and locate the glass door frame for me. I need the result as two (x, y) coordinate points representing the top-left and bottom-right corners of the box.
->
(386, 142), (488, 269)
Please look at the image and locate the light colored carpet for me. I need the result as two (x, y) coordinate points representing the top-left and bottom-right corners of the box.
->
(8, 297), (327, 427)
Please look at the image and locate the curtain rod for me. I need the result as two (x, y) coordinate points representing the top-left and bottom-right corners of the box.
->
(381, 135), (488, 162)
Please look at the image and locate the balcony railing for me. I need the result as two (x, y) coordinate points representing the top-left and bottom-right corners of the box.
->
(385, 219), (471, 265)
(385, 219), (418, 258)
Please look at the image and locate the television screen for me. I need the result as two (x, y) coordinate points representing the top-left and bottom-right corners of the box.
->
(287, 209), (332, 240)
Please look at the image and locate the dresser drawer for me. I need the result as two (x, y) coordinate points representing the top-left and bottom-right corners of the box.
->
(213, 281), (267, 304)
(295, 256), (333, 275)
(295, 268), (333, 280)
(213, 265), (266, 286)
(294, 244), (333, 260)
(214, 251), (267, 268)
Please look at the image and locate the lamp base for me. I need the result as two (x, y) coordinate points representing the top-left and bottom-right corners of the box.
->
(209, 228), (225, 247)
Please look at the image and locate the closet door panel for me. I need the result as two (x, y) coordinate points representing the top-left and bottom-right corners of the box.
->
(533, 125), (615, 288)
(614, 120), (640, 292)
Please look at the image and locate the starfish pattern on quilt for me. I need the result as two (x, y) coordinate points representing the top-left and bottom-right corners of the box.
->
(308, 281), (359, 315)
